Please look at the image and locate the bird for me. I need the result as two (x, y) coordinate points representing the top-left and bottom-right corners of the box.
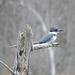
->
(33, 27), (63, 44)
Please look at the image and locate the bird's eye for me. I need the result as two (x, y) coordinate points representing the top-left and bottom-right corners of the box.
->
(55, 29), (58, 32)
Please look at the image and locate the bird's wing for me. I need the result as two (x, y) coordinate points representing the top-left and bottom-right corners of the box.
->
(37, 33), (56, 44)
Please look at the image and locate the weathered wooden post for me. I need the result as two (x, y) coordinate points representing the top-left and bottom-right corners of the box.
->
(14, 24), (33, 75)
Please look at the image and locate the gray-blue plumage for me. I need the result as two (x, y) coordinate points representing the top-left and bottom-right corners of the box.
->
(33, 27), (63, 44)
(34, 33), (57, 44)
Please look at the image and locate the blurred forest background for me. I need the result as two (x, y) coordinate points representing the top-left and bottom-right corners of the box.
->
(0, 0), (75, 75)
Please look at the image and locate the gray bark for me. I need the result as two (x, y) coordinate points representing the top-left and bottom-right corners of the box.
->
(14, 25), (33, 75)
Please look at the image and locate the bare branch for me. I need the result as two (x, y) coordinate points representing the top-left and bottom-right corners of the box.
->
(9, 42), (59, 51)
(27, 5), (47, 32)
(33, 42), (59, 50)
(0, 60), (15, 75)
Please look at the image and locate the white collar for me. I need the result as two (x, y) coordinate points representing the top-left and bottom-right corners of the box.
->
(48, 32), (57, 35)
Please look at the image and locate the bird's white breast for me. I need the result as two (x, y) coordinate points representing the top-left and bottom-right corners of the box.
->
(49, 36), (57, 43)
(49, 32), (57, 43)
(52, 36), (57, 42)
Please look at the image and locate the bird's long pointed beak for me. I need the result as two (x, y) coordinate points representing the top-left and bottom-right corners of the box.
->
(58, 29), (63, 32)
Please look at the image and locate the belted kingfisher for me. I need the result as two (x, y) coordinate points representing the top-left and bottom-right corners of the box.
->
(33, 27), (63, 44)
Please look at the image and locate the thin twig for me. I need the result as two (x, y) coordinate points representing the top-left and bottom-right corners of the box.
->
(9, 45), (17, 48)
(0, 60), (15, 75)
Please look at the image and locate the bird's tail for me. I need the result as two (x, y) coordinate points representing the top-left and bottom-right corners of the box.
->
(33, 41), (42, 44)
(33, 42), (39, 44)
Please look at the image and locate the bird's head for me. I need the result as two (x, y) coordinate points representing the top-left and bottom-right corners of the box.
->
(50, 27), (63, 32)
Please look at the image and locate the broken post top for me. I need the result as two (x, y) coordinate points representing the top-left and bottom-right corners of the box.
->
(17, 24), (33, 55)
